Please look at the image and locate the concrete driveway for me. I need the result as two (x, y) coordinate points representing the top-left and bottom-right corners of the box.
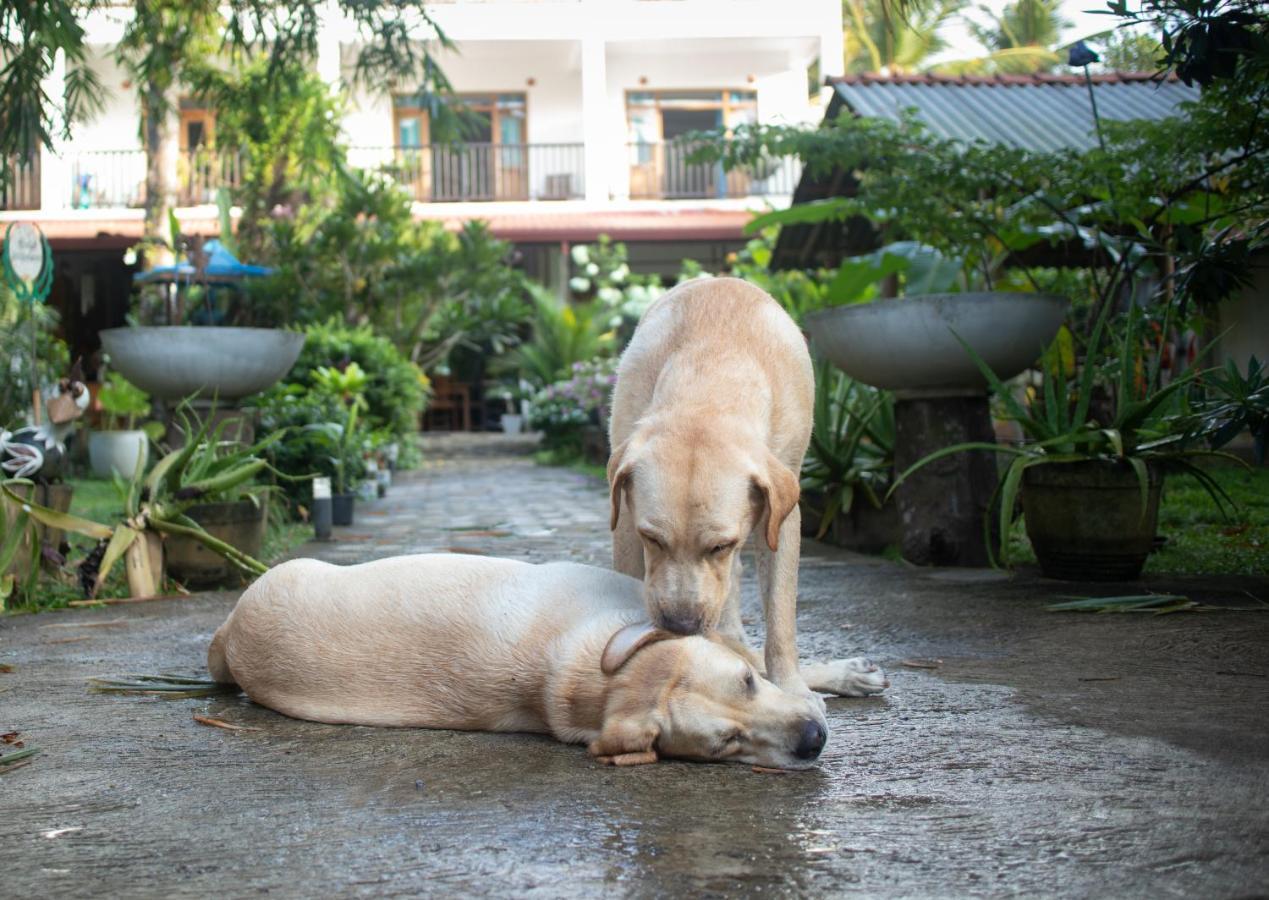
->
(2, 435), (1266, 897)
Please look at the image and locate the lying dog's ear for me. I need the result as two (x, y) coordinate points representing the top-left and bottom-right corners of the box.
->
(606, 437), (635, 531)
(754, 452), (801, 552)
(601, 621), (673, 675)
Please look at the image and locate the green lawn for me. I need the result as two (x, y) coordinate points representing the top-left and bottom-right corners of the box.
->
(5, 477), (313, 613)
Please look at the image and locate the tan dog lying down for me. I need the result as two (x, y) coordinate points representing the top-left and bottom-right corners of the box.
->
(208, 554), (830, 768)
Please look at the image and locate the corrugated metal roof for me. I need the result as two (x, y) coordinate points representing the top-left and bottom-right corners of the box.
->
(829, 73), (1200, 152)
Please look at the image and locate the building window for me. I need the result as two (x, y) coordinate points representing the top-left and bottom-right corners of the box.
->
(626, 89), (757, 199)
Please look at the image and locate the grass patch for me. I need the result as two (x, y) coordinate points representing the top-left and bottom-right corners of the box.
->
(1005, 463), (1268, 577)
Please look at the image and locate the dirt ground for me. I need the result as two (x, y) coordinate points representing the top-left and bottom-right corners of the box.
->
(2, 435), (1266, 898)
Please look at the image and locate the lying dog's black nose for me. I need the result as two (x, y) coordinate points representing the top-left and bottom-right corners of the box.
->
(794, 719), (827, 760)
(659, 613), (702, 635)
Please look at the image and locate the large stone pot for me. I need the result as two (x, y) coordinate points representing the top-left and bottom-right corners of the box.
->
(1021, 460), (1162, 581)
(805, 292), (1069, 397)
(165, 499), (266, 588)
(99, 327), (305, 402)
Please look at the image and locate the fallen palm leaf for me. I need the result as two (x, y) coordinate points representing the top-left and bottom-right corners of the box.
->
(1047, 594), (1201, 614)
(193, 714), (260, 732)
(899, 658), (943, 669)
(88, 674), (237, 698)
(0, 746), (39, 771)
(752, 765), (793, 775)
(40, 618), (128, 629)
(68, 593), (189, 607)
(0, 663), (12, 673)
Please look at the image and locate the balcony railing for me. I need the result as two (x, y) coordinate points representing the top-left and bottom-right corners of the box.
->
(63, 150), (243, 209)
(2, 156), (41, 211)
(349, 143), (585, 202)
(627, 141), (801, 200)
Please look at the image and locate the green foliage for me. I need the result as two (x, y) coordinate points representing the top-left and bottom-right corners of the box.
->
(504, 287), (616, 388)
(186, 57), (346, 260)
(255, 386), (365, 505)
(527, 359), (618, 454)
(568, 236), (666, 332)
(283, 320), (427, 440)
(96, 373), (150, 431)
(1098, 28), (1165, 71)
(0, 286), (68, 428)
(1196, 355), (1269, 463)
(945, 0), (1069, 74)
(802, 362), (896, 538)
(842, 0), (957, 74)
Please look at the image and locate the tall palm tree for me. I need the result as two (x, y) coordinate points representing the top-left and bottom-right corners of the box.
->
(843, 0), (962, 74)
(936, 0), (1072, 75)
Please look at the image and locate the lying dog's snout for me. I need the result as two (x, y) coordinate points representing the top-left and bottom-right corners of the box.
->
(658, 612), (703, 635)
(793, 718), (827, 760)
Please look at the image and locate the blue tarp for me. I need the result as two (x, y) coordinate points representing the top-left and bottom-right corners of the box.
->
(133, 239), (273, 284)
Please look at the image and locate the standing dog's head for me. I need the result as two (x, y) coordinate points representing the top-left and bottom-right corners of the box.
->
(590, 622), (826, 768)
(608, 425), (800, 635)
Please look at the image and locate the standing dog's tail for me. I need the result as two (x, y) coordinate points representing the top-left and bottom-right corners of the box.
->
(207, 625), (236, 685)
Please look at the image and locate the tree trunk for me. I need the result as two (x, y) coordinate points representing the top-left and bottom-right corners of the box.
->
(142, 83), (173, 267)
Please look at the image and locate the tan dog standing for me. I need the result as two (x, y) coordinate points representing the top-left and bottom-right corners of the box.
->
(608, 277), (887, 707)
(208, 554), (829, 768)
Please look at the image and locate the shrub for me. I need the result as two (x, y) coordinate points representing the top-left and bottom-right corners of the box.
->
(528, 358), (617, 454)
(283, 320), (428, 440)
(254, 385), (366, 507)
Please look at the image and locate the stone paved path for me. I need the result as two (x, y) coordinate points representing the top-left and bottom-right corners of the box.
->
(1, 434), (1266, 898)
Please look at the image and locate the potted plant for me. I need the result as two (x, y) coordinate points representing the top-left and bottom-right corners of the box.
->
(88, 372), (152, 479)
(892, 309), (1243, 581)
(801, 362), (898, 552)
(2, 407), (274, 600)
(162, 428), (274, 588)
(307, 363), (369, 526)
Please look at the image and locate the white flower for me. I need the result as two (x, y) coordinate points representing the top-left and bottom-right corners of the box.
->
(569, 277), (591, 293)
(597, 286), (622, 305)
(585, 262), (599, 277)
(571, 245), (590, 266)
(611, 264), (629, 283)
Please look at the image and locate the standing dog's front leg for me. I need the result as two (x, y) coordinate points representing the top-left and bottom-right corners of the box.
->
(754, 504), (821, 714)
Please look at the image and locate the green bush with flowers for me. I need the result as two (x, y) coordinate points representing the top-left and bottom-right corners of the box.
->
(528, 359), (618, 455)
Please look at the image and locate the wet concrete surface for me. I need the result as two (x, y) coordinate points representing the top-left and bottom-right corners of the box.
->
(2, 434), (1267, 897)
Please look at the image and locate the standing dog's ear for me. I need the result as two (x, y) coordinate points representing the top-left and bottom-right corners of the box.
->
(607, 436), (636, 531)
(601, 621), (673, 675)
(754, 452), (801, 552)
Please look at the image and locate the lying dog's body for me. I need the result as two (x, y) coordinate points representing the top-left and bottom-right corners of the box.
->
(209, 554), (827, 768)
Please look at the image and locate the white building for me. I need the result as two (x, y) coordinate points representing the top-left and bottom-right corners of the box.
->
(4, 0), (840, 334)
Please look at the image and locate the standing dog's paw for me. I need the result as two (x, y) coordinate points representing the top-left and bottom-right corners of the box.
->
(805, 657), (889, 697)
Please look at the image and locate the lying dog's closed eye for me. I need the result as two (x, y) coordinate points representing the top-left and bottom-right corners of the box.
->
(208, 554), (827, 769)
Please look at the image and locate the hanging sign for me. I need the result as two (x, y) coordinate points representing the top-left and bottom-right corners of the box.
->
(2, 221), (53, 304)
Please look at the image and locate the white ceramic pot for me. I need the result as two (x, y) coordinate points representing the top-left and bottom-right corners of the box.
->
(88, 430), (149, 479)
(805, 292), (1068, 397)
(501, 414), (524, 435)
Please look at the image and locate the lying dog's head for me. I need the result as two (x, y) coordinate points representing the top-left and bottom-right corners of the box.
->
(589, 622), (825, 769)
(608, 426), (800, 636)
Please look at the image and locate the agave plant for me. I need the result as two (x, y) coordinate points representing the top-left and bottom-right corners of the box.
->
(890, 305), (1245, 565)
(802, 361), (895, 539)
(1, 409), (277, 602)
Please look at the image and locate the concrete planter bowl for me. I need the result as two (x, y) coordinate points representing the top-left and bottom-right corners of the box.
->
(805, 293), (1069, 396)
(99, 327), (306, 402)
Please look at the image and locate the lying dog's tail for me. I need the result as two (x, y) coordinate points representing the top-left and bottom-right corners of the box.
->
(207, 625), (236, 685)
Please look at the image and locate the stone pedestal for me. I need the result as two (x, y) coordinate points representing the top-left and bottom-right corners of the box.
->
(892, 395), (999, 567)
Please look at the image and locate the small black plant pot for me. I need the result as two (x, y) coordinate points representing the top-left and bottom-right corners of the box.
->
(332, 493), (356, 526)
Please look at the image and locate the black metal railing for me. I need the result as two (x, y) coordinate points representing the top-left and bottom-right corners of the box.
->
(626, 141), (801, 200)
(349, 143), (585, 202)
(2, 156), (41, 211)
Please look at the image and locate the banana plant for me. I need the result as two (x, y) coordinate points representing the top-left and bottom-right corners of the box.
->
(1, 409), (278, 602)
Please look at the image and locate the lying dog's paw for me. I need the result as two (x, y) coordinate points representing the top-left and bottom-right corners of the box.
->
(807, 657), (889, 698)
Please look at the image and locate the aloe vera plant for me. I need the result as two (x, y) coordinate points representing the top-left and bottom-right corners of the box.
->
(890, 305), (1246, 567)
(1, 407), (279, 602)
